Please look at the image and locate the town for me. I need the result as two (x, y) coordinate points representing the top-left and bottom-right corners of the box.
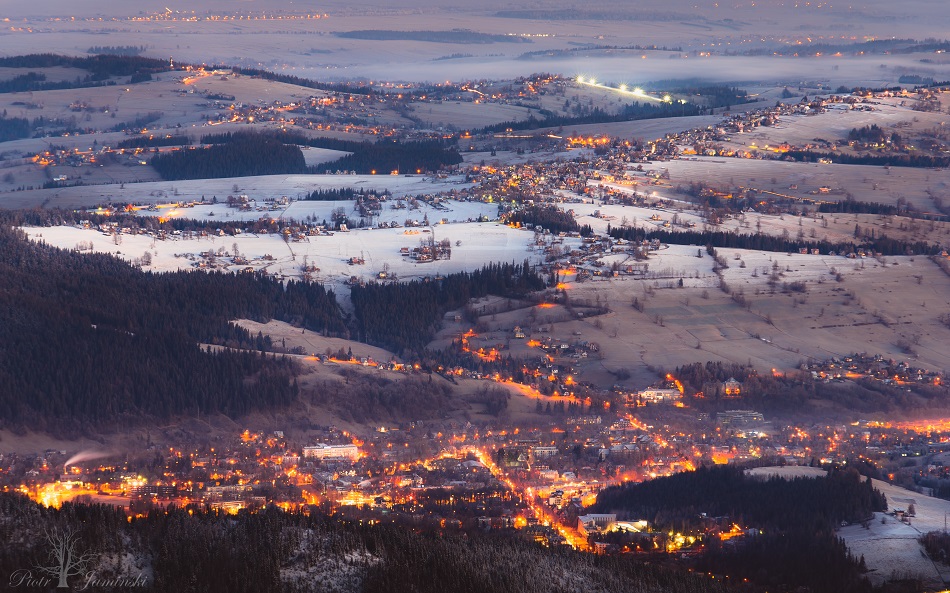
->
(4, 358), (947, 556)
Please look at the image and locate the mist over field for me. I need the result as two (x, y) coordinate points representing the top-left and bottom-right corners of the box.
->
(4, 0), (950, 84)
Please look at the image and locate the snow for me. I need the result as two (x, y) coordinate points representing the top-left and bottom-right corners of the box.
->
(299, 147), (352, 166)
(21, 220), (557, 292)
(569, 201), (706, 235)
(34, 174), (475, 208)
(131, 197), (500, 227)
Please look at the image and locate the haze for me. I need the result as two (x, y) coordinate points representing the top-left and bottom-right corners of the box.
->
(3, 0), (950, 85)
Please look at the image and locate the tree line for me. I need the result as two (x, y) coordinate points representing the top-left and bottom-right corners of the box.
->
(665, 84), (748, 108)
(785, 149), (950, 168)
(0, 493), (742, 593)
(150, 135), (308, 180)
(0, 220), (346, 431)
(0, 53), (170, 92)
(168, 131), (462, 178)
(608, 224), (943, 256)
(116, 134), (192, 149)
(0, 115), (31, 142)
(319, 139), (463, 175)
(817, 197), (902, 216)
(847, 124), (890, 144)
(225, 66), (374, 96)
(305, 188), (386, 201)
(351, 261), (546, 353)
(481, 101), (703, 133)
(503, 205), (581, 234)
(87, 45), (146, 56)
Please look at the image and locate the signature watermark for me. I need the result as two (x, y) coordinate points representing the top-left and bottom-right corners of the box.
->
(8, 527), (149, 590)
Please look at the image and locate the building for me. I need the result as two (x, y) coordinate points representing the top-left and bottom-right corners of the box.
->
(717, 410), (764, 426)
(630, 388), (682, 406)
(723, 378), (742, 397)
(577, 513), (617, 537)
(303, 444), (360, 461)
(532, 446), (559, 459)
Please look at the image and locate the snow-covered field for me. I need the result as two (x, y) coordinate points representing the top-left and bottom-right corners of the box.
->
(22, 219), (556, 291)
(13, 173), (476, 210)
(569, 201), (706, 235)
(132, 196), (499, 227)
(660, 156), (950, 214)
(300, 147), (352, 166)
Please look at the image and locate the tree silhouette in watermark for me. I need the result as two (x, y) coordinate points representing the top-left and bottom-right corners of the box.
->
(35, 527), (97, 589)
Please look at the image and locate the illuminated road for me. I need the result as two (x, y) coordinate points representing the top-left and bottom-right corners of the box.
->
(575, 77), (671, 104)
(468, 447), (590, 550)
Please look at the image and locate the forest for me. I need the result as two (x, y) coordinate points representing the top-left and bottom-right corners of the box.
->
(503, 204), (582, 234)
(0, 54), (170, 92)
(201, 129), (363, 153)
(311, 373), (457, 424)
(0, 209), (563, 427)
(0, 493), (742, 593)
(665, 84), (749, 109)
(784, 149), (950, 168)
(318, 139), (463, 175)
(847, 124), (891, 144)
(227, 66), (372, 96)
(187, 131), (461, 177)
(817, 197), (902, 216)
(608, 224), (943, 256)
(0, 221), (346, 432)
(351, 262), (546, 353)
(87, 45), (146, 56)
(592, 465), (887, 593)
(304, 188), (386, 201)
(150, 136), (307, 180)
(0, 115), (31, 142)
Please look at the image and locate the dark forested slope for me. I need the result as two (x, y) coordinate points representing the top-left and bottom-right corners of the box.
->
(0, 224), (344, 431)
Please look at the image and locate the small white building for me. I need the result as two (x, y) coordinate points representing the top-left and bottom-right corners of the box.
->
(632, 388), (682, 405)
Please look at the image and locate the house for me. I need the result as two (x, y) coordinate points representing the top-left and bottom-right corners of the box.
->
(633, 388), (683, 405)
(723, 378), (742, 397)
(532, 446), (558, 459)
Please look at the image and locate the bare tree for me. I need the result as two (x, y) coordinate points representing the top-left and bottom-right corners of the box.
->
(36, 527), (97, 589)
